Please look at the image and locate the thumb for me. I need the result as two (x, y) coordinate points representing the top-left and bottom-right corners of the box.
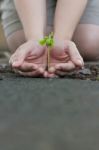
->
(10, 44), (32, 67)
(66, 41), (84, 67)
(10, 51), (28, 68)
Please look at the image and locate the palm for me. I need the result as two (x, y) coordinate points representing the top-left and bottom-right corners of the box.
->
(50, 46), (69, 67)
(10, 41), (47, 77)
(25, 46), (47, 69)
(48, 40), (84, 75)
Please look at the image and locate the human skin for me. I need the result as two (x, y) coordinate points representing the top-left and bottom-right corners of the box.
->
(47, 40), (84, 76)
(10, 0), (87, 77)
(14, 0), (46, 40)
(9, 40), (47, 77)
(9, 0), (47, 77)
(47, 0), (88, 75)
(54, 0), (88, 40)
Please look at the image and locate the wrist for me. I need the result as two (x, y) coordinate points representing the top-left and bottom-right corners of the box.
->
(25, 31), (44, 41)
(54, 31), (73, 41)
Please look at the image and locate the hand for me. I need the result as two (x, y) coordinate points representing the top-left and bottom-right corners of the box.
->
(47, 39), (84, 77)
(9, 40), (47, 77)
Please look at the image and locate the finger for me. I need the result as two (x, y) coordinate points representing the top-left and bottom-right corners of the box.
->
(43, 71), (56, 78)
(13, 62), (38, 72)
(47, 73), (56, 78)
(48, 55), (70, 74)
(9, 49), (26, 67)
(9, 42), (35, 67)
(55, 61), (75, 71)
(55, 70), (68, 77)
(13, 69), (19, 74)
(36, 62), (47, 74)
(17, 70), (43, 77)
(9, 53), (26, 68)
(44, 71), (49, 78)
(67, 41), (84, 67)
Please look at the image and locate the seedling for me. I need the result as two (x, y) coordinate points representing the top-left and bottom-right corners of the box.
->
(39, 32), (54, 70)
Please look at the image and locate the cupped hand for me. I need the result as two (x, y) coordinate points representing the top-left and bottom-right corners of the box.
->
(9, 40), (47, 77)
(47, 40), (84, 77)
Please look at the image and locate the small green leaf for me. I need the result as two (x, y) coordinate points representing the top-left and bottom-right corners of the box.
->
(46, 38), (52, 46)
(39, 39), (46, 45)
(50, 39), (54, 46)
(39, 32), (54, 70)
(39, 32), (54, 47)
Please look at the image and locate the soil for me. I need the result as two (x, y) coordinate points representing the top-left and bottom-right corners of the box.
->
(62, 63), (99, 81)
(0, 62), (99, 81)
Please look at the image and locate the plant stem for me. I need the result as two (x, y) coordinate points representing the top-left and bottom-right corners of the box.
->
(39, 32), (54, 70)
(47, 47), (51, 70)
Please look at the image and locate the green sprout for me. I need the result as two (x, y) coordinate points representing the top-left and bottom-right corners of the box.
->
(39, 32), (54, 70)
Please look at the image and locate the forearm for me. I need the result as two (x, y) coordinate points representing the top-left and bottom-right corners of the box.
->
(14, 0), (46, 40)
(54, 0), (88, 40)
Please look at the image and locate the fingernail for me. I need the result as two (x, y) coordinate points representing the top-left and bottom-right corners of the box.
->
(39, 68), (44, 73)
(77, 60), (83, 66)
